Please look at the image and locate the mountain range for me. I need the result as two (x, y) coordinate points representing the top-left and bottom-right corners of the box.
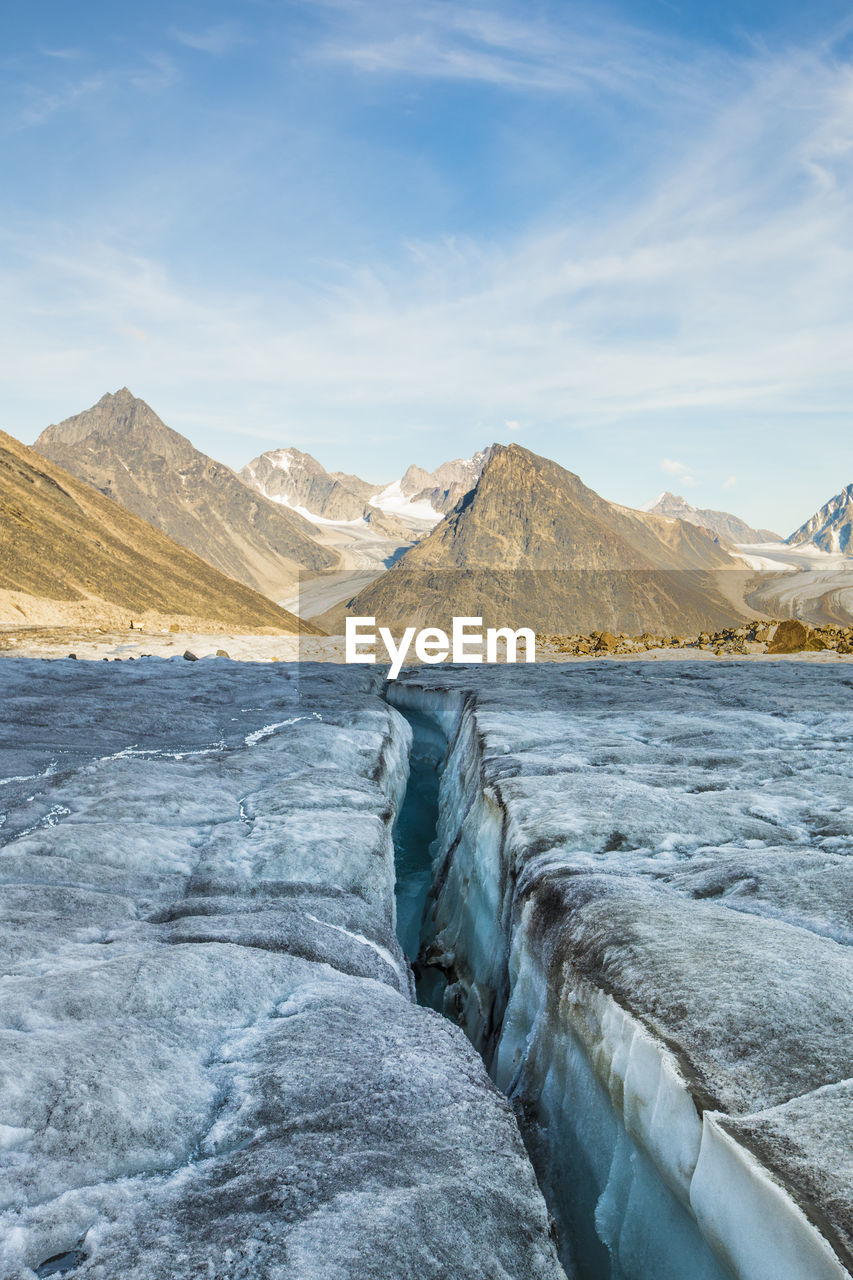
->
(0, 427), (310, 633)
(4, 385), (850, 635)
(241, 448), (403, 534)
(36, 390), (338, 600)
(240, 445), (491, 530)
(328, 444), (753, 635)
(390, 450), (493, 517)
(641, 491), (781, 543)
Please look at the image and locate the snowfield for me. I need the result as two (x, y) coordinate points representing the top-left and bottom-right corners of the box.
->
(0, 659), (564, 1280)
(389, 662), (853, 1280)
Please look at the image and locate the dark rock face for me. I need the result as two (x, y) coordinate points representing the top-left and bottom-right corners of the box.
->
(0, 427), (309, 632)
(349, 444), (753, 634)
(35, 390), (337, 599)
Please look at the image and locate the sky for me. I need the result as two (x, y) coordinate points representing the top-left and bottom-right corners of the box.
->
(2, 0), (853, 534)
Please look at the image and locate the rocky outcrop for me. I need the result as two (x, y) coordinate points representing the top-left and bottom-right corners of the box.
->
(767, 618), (829, 653)
(537, 618), (853, 656)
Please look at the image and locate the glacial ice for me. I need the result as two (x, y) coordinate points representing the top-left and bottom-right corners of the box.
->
(0, 659), (565, 1280)
(389, 661), (853, 1280)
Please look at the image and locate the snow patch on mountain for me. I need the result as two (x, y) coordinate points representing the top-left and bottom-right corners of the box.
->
(369, 481), (444, 524)
(639, 491), (667, 512)
(787, 483), (853, 555)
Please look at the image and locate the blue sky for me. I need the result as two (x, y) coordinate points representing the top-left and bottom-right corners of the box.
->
(3, 0), (853, 533)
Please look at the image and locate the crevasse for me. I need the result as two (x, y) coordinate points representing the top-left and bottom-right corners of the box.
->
(386, 677), (851, 1280)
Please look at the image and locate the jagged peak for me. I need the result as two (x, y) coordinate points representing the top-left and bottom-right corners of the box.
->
(481, 440), (586, 489)
(97, 386), (138, 405)
(36, 389), (184, 457)
(246, 447), (327, 477)
(787, 481), (853, 549)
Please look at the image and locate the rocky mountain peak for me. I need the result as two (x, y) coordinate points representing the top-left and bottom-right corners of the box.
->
(641, 490), (780, 544)
(400, 463), (434, 495)
(0, 425), (310, 631)
(336, 440), (746, 637)
(34, 392), (337, 598)
(394, 445), (496, 517)
(787, 482), (853, 554)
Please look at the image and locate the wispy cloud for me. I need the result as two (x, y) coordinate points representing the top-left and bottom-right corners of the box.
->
(39, 47), (82, 61)
(310, 0), (711, 103)
(171, 23), (245, 56)
(8, 58), (179, 129)
(4, 6), (853, 523)
(661, 459), (692, 476)
(15, 74), (107, 127)
(128, 53), (180, 93)
(661, 459), (696, 486)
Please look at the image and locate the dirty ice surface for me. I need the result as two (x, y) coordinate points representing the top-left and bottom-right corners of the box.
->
(0, 658), (564, 1280)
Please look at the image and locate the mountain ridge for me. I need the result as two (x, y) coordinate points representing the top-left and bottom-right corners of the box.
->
(242, 444), (491, 529)
(35, 390), (339, 599)
(787, 483), (853, 555)
(0, 426), (316, 632)
(324, 443), (755, 634)
(240, 447), (409, 537)
(641, 491), (781, 544)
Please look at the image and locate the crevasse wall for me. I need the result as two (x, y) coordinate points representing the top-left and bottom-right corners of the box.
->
(386, 678), (851, 1280)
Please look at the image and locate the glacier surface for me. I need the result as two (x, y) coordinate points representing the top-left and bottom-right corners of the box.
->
(0, 659), (565, 1280)
(389, 662), (853, 1280)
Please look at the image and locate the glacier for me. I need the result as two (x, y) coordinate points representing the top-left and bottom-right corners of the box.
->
(388, 662), (853, 1280)
(3, 654), (851, 1280)
(0, 659), (565, 1279)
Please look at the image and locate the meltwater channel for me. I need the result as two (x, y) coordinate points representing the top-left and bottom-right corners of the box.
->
(390, 707), (446, 964)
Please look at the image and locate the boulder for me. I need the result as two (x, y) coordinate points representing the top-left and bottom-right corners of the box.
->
(768, 620), (826, 654)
